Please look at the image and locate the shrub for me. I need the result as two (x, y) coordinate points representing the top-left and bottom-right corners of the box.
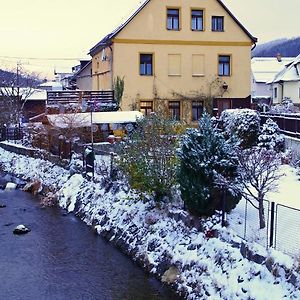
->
(258, 118), (285, 152)
(220, 109), (260, 148)
(117, 113), (180, 202)
(177, 112), (241, 217)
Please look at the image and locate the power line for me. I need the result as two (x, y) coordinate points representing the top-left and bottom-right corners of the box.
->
(0, 55), (88, 61)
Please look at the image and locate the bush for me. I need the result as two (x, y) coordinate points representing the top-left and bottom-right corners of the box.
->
(258, 118), (285, 152)
(117, 113), (180, 202)
(220, 109), (260, 148)
(177, 112), (241, 217)
(269, 97), (300, 114)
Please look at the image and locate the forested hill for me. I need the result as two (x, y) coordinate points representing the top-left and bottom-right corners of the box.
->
(0, 69), (41, 87)
(252, 37), (300, 57)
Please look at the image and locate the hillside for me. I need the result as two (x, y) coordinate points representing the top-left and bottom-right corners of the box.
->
(0, 69), (41, 87)
(252, 37), (300, 57)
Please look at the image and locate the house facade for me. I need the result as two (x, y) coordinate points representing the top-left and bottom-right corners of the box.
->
(269, 54), (300, 105)
(89, 0), (257, 121)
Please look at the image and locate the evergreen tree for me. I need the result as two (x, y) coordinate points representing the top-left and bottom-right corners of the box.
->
(258, 118), (285, 152)
(177, 112), (241, 216)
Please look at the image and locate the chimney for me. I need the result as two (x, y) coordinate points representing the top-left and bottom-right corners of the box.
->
(276, 53), (282, 62)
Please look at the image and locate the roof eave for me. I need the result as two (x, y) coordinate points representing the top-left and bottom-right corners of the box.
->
(217, 0), (257, 43)
(88, 0), (151, 56)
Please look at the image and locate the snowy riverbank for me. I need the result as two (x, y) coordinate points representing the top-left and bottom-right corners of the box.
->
(0, 147), (299, 300)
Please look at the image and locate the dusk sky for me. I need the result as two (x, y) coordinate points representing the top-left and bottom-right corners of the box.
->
(0, 0), (298, 78)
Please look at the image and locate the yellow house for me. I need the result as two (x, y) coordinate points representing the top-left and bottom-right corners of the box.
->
(89, 0), (257, 122)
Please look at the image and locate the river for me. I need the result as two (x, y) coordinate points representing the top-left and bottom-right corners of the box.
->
(0, 188), (181, 300)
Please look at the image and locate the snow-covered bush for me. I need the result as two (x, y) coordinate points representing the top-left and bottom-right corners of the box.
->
(117, 113), (180, 202)
(177, 112), (241, 217)
(220, 109), (260, 148)
(258, 118), (285, 152)
(269, 97), (300, 114)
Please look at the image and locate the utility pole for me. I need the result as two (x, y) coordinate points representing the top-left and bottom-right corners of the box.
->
(16, 61), (21, 104)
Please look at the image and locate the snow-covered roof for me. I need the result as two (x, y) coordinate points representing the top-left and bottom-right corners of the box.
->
(47, 111), (143, 128)
(0, 87), (47, 101)
(271, 54), (300, 83)
(251, 57), (295, 83)
(38, 81), (63, 90)
(26, 89), (47, 101)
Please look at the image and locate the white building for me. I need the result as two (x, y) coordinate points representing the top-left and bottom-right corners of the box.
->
(269, 54), (300, 105)
(251, 56), (294, 98)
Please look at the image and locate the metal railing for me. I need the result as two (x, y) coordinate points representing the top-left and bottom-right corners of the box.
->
(230, 198), (300, 256)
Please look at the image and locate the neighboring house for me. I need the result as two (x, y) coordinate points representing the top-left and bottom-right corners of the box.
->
(251, 55), (295, 110)
(269, 54), (300, 105)
(0, 88), (46, 122)
(89, 0), (257, 121)
(22, 89), (47, 121)
(70, 60), (92, 90)
(251, 56), (295, 98)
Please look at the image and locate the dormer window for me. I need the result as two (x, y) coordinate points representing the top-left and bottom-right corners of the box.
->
(212, 16), (224, 31)
(167, 9), (180, 30)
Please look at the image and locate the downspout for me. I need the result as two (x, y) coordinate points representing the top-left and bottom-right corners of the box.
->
(279, 81), (284, 103)
(109, 45), (113, 90)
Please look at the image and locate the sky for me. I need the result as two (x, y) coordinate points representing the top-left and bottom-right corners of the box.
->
(0, 0), (299, 79)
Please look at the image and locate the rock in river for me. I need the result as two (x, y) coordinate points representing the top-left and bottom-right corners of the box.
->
(13, 225), (31, 235)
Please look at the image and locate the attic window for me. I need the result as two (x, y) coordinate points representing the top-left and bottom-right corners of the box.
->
(212, 16), (224, 31)
(167, 9), (180, 30)
(191, 10), (204, 31)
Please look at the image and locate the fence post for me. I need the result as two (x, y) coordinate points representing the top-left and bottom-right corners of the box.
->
(244, 199), (248, 239)
(110, 152), (114, 179)
(221, 190), (226, 227)
(269, 201), (276, 247)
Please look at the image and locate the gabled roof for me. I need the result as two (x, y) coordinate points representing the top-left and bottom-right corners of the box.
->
(271, 54), (300, 83)
(73, 60), (92, 78)
(251, 57), (295, 83)
(89, 0), (257, 56)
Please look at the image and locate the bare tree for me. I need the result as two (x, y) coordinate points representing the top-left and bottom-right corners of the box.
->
(0, 63), (40, 125)
(215, 147), (284, 229)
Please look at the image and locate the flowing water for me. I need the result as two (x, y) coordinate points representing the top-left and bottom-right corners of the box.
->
(0, 188), (180, 300)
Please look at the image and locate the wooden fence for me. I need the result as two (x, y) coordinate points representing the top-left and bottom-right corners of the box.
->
(260, 113), (300, 139)
(46, 90), (115, 113)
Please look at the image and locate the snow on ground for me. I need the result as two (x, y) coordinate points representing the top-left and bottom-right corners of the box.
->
(267, 164), (300, 209)
(0, 147), (299, 300)
(228, 164), (300, 256)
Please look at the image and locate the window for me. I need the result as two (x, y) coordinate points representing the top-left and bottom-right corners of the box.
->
(168, 54), (181, 76)
(191, 10), (203, 31)
(192, 54), (205, 76)
(192, 101), (203, 121)
(274, 87), (278, 98)
(140, 101), (153, 116)
(140, 54), (153, 76)
(212, 16), (224, 31)
(167, 9), (180, 30)
(218, 55), (230, 76)
(168, 101), (180, 120)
